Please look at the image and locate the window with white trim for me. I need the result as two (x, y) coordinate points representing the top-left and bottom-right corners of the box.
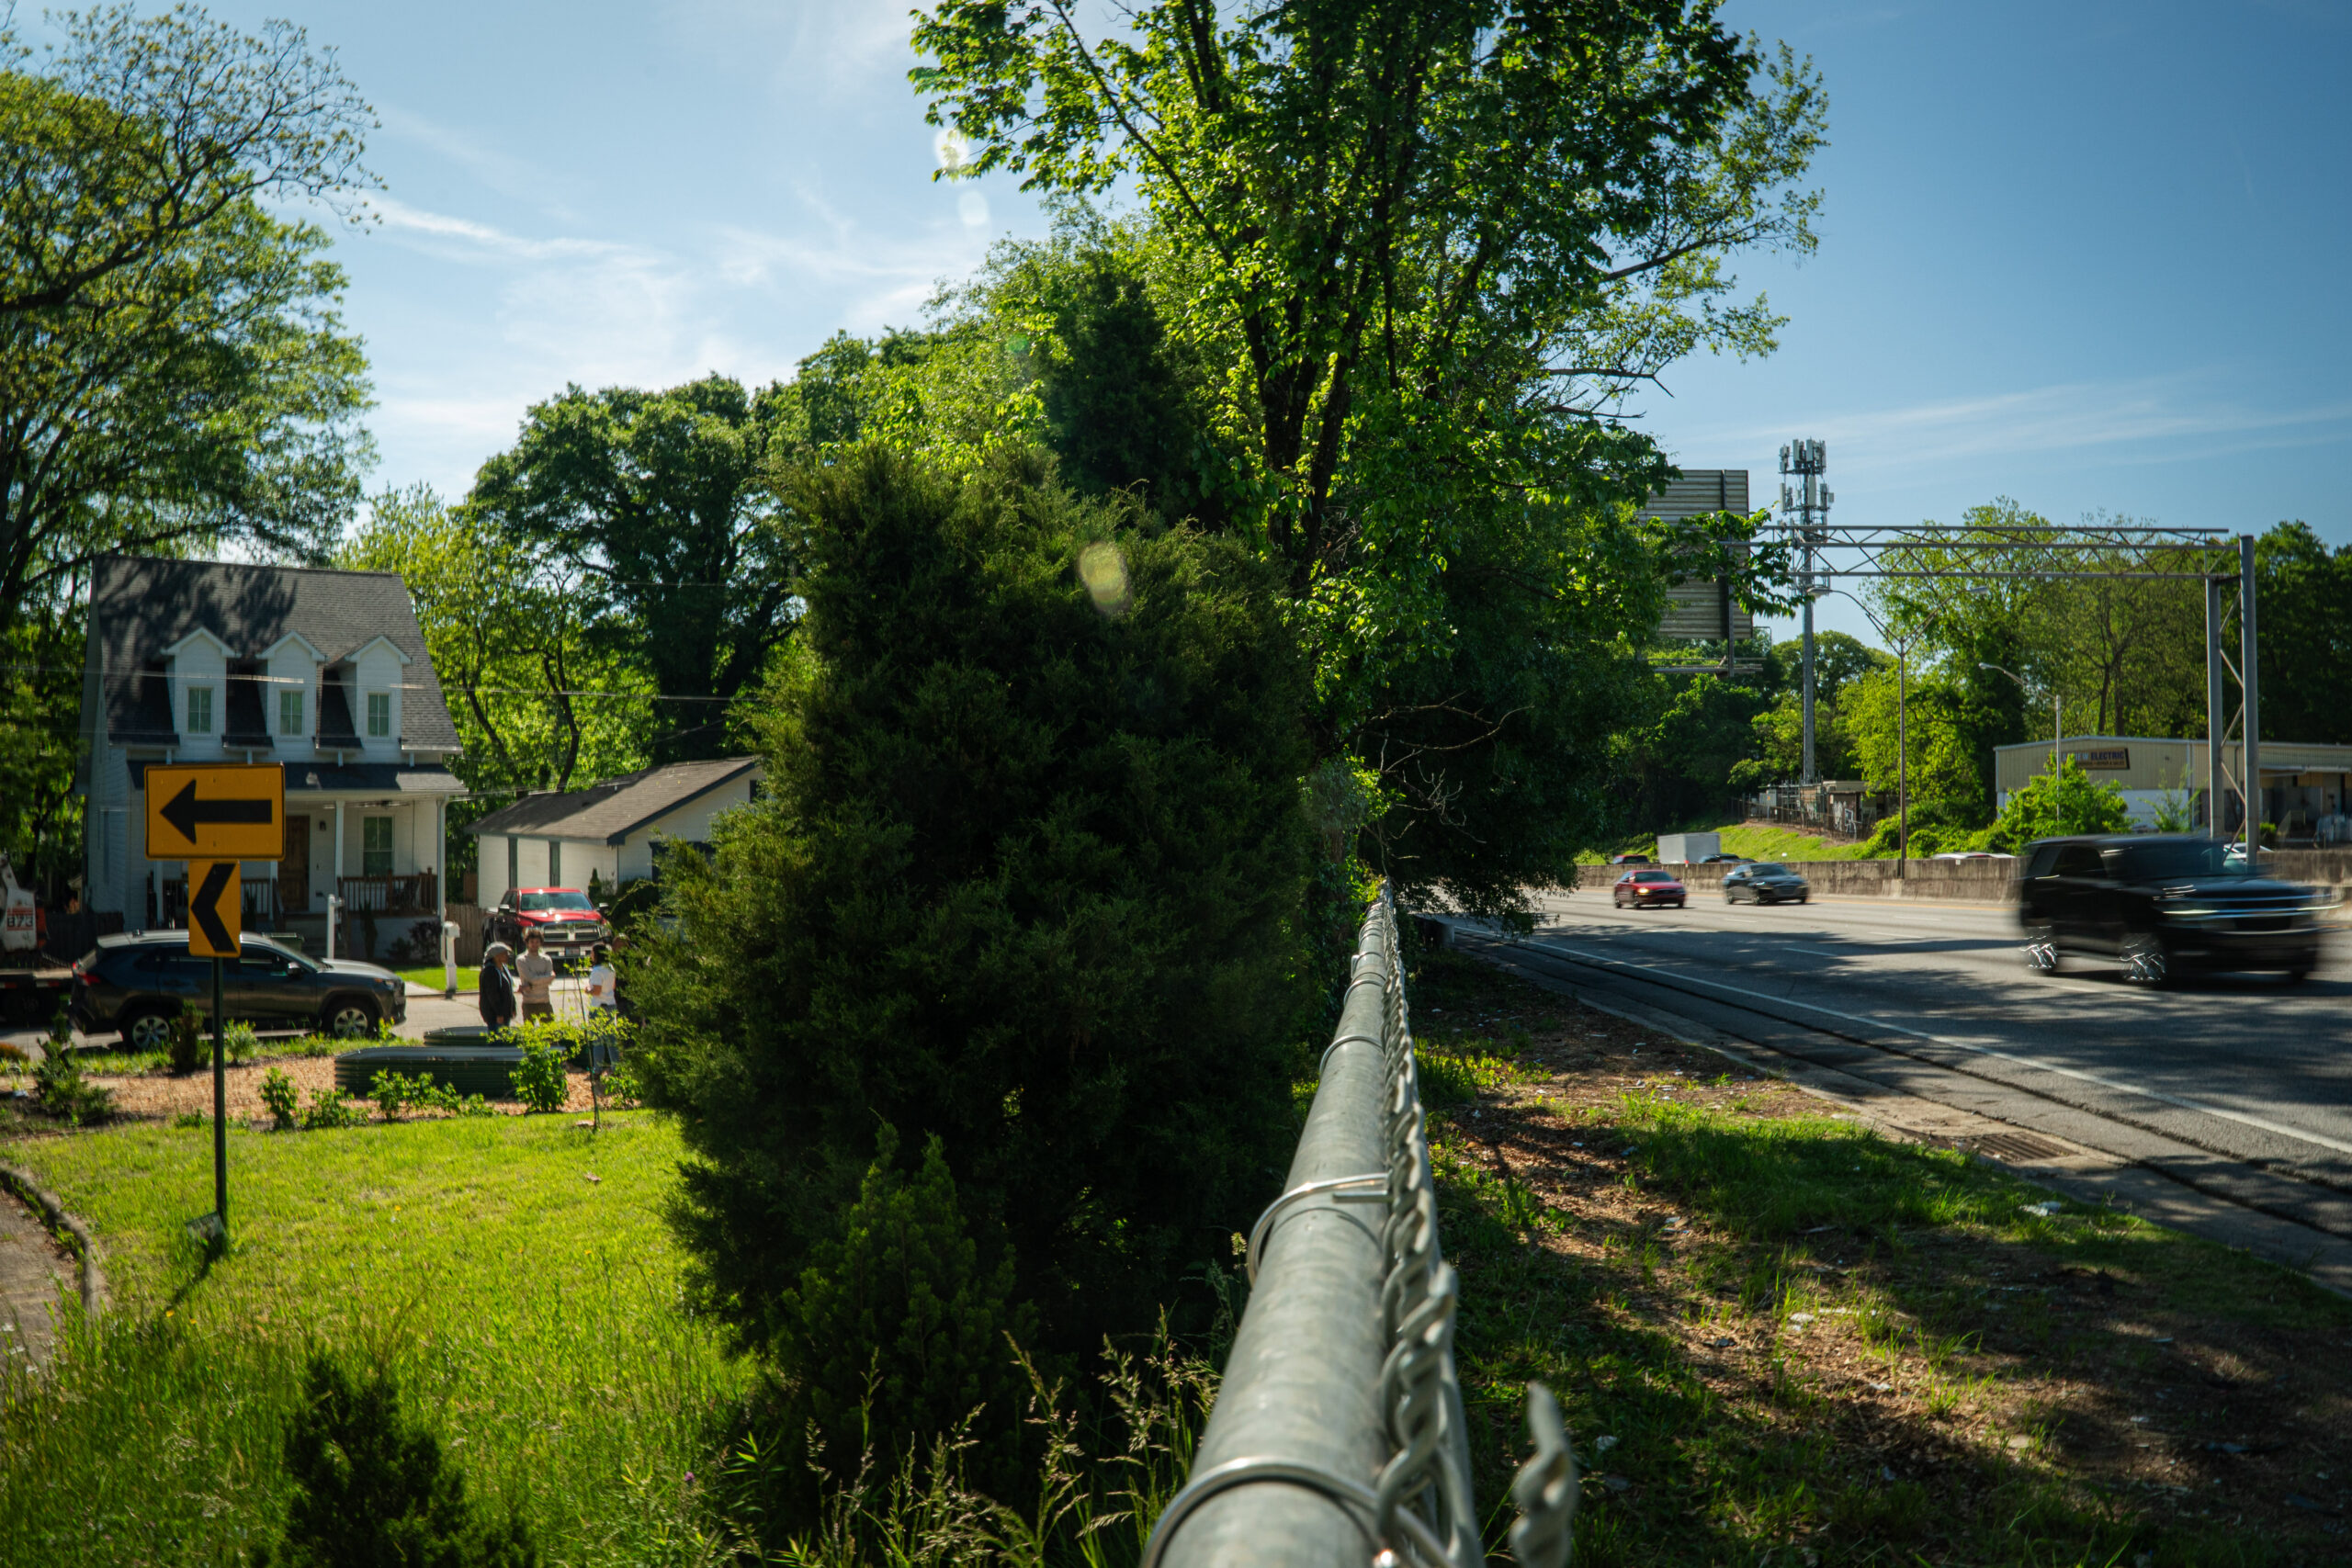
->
(185, 685), (213, 735)
(278, 687), (304, 736)
(367, 691), (391, 738)
(363, 817), (393, 877)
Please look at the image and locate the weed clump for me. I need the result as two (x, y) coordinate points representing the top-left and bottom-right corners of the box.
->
(254, 1351), (537, 1567)
(260, 1068), (300, 1131)
(32, 1013), (112, 1125)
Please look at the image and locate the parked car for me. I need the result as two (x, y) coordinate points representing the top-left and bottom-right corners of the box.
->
(1612, 869), (1687, 908)
(2015, 833), (2328, 986)
(485, 887), (607, 958)
(1723, 863), (1810, 904)
(1609, 852), (1653, 865)
(68, 931), (407, 1047)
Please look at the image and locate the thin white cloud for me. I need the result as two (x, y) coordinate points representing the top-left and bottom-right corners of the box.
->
(1679, 374), (2352, 479)
(375, 104), (574, 220)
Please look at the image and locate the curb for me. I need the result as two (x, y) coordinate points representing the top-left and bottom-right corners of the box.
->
(0, 1161), (107, 1319)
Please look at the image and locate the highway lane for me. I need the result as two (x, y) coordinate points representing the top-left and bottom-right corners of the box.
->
(1508, 887), (2352, 1190)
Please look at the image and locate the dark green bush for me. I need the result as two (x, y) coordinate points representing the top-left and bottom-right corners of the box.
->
(255, 1352), (536, 1567)
(635, 444), (1313, 1391)
(773, 1125), (1035, 1481)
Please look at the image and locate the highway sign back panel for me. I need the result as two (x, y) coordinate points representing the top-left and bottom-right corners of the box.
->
(144, 763), (286, 861)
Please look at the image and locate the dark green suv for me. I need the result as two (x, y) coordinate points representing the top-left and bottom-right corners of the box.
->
(67, 931), (407, 1047)
(2016, 834), (2328, 986)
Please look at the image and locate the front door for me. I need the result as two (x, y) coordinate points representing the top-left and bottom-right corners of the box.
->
(280, 815), (310, 912)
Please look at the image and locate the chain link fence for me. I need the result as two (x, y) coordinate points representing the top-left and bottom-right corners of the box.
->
(1143, 887), (1577, 1568)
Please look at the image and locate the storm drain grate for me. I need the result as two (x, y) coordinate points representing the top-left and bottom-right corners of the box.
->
(1969, 1132), (2072, 1163)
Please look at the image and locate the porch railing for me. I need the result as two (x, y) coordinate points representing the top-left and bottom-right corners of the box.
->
(336, 872), (437, 915)
(160, 877), (285, 929)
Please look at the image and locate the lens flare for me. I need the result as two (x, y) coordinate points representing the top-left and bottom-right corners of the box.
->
(1079, 541), (1131, 616)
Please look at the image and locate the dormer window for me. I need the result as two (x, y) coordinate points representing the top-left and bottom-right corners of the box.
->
(186, 685), (214, 735)
(278, 687), (305, 736)
(367, 691), (391, 739)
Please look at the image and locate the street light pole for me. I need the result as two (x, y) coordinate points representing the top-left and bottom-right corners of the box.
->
(1979, 661), (2062, 791)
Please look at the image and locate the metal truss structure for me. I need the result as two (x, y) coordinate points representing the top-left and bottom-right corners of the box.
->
(1768, 517), (2265, 850)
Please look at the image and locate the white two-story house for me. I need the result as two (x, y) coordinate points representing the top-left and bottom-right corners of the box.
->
(76, 555), (466, 953)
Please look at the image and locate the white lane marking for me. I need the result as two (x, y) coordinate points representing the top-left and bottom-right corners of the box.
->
(1787, 947), (1847, 958)
(1526, 937), (2352, 1160)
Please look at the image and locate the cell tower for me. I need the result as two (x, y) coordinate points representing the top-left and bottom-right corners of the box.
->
(1779, 439), (1832, 784)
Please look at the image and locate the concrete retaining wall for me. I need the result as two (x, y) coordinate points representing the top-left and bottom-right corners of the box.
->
(1576, 846), (2352, 901)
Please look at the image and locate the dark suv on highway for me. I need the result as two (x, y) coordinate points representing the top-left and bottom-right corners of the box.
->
(2016, 834), (2328, 986)
(68, 931), (407, 1047)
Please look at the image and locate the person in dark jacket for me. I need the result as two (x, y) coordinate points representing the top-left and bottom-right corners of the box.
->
(479, 941), (516, 1029)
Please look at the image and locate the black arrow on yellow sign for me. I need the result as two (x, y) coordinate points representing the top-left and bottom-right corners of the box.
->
(187, 860), (240, 958)
(161, 779), (274, 844)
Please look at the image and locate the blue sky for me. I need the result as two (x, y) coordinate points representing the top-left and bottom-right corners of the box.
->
(37, 2), (2352, 647)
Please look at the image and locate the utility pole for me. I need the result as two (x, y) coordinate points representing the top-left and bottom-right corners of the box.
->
(1780, 440), (1831, 784)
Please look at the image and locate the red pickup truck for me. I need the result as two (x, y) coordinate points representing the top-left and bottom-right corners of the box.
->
(485, 887), (607, 958)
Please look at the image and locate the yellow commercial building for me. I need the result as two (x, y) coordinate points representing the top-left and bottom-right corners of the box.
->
(1993, 736), (2352, 844)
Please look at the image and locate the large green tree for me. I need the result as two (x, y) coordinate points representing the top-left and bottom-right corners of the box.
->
(338, 487), (652, 802)
(2254, 523), (2352, 745)
(468, 377), (801, 763)
(910, 3), (1821, 908)
(0, 4), (376, 639)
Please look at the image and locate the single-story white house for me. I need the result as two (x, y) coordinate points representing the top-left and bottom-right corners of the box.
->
(466, 756), (763, 906)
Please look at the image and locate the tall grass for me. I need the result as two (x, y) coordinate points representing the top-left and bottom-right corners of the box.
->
(0, 1114), (1220, 1566)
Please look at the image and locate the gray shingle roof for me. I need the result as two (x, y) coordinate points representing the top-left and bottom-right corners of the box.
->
(467, 757), (762, 845)
(87, 555), (461, 752)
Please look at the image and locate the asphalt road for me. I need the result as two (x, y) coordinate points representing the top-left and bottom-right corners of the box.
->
(1502, 888), (2352, 1195)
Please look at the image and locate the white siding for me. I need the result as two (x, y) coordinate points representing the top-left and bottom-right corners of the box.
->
(169, 639), (228, 759)
(615, 773), (760, 881)
(264, 641), (321, 752)
(352, 641), (406, 758)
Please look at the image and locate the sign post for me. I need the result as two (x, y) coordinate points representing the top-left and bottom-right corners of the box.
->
(145, 765), (284, 1245)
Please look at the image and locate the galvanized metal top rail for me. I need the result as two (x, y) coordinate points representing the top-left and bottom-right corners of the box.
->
(1144, 888), (1576, 1568)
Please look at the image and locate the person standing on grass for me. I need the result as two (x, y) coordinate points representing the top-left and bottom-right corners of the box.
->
(516, 930), (556, 1021)
(584, 943), (618, 1014)
(479, 942), (516, 1030)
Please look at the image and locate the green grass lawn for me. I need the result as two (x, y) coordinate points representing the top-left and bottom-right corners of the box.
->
(1578, 823), (1875, 865)
(1715, 821), (1874, 862)
(1412, 947), (2352, 1566)
(0, 1112), (753, 1566)
(393, 964), (471, 991)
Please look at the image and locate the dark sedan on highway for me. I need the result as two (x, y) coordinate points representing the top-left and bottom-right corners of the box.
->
(69, 931), (407, 1046)
(1612, 869), (1687, 909)
(1723, 863), (1811, 905)
(2016, 834), (2329, 986)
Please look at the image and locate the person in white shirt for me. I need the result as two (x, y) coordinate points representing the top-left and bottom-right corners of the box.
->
(584, 944), (618, 1012)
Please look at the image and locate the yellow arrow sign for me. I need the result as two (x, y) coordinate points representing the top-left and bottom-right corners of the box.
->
(187, 861), (241, 958)
(144, 763), (285, 861)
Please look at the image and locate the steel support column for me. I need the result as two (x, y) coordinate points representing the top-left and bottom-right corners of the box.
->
(2241, 534), (2260, 852)
(2206, 575), (2226, 840)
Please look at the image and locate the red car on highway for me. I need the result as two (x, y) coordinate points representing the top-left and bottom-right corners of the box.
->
(1612, 869), (1687, 909)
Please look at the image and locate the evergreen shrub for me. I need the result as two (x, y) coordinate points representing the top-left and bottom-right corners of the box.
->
(773, 1125), (1035, 1480)
(254, 1351), (537, 1567)
(634, 445), (1313, 1433)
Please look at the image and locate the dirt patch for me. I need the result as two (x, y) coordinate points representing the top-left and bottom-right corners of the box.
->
(79, 1055), (610, 1124)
